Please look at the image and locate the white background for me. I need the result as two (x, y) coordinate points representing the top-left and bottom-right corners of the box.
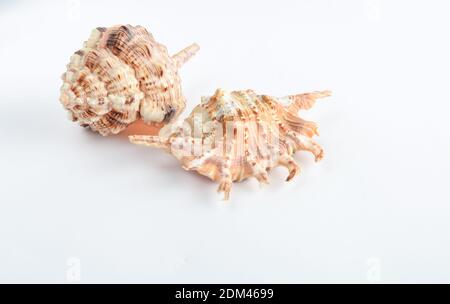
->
(0, 0), (449, 283)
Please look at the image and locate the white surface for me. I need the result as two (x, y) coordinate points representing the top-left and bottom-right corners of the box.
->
(0, 0), (449, 283)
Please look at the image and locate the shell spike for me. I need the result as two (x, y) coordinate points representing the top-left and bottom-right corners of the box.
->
(278, 155), (301, 181)
(172, 43), (200, 68)
(218, 179), (232, 201)
(285, 90), (332, 113)
(129, 135), (169, 150)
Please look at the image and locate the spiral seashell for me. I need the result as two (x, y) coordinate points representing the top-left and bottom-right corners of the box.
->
(59, 25), (199, 136)
(130, 88), (331, 200)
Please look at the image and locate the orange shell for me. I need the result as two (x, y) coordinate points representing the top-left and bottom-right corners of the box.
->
(130, 89), (331, 200)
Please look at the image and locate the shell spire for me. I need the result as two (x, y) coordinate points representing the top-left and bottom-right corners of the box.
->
(59, 25), (199, 136)
(130, 88), (331, 200)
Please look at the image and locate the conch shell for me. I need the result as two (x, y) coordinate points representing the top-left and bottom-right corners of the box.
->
(59, 25), (199, 136)
(130, 89), (331, 200)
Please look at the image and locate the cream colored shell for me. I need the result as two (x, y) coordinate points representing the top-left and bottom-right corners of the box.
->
(130, 89), (331, 200)
(59, 25), (199, 135)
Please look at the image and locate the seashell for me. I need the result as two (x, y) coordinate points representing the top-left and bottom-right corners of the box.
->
(59, 25), (199, 136)
(129, 88), (331, 200)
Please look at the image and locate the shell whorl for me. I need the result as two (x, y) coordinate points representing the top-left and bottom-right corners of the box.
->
(59, 25), (199, 135)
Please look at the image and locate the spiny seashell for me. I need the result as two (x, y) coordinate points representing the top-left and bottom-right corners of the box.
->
(129, 89), (331, 200)
(59, 25), (199, 136)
